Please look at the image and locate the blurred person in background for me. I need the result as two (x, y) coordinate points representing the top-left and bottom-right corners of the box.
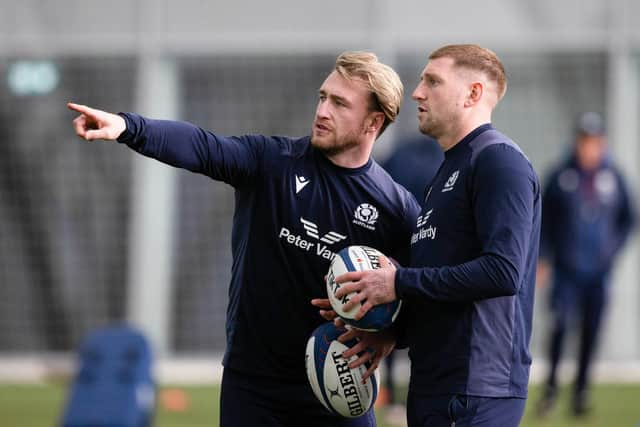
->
(67, 51), (421, 427)
(377, 135), (443, 426)
(536, 112), (636, 417)
(381, 135), (443, 202)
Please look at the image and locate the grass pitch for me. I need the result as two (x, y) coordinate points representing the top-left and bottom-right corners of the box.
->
(1, 383), (639, 426)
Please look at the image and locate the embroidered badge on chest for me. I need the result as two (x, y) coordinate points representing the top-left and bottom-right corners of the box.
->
(442, 170), (459, 192)
(353, 203), (378, 231)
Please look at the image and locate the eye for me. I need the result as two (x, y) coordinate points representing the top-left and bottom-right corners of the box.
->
(318, 94), (327, 101)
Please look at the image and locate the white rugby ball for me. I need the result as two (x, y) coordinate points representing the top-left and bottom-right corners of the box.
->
(305, 322), (378, 418)
(326, 245), (401, 331)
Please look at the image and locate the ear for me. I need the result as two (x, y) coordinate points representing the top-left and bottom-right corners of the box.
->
(366, 112), (385, 134)
(464, 82), (483, 107)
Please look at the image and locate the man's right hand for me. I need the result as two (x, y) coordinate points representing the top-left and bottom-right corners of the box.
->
(68, 102), (126, 141)
(338, 327), (396, 382)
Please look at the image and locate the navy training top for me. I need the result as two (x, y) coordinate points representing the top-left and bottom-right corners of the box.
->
(381, 136), (444, 201)
(541, 155), (635, 277)
(394, 124), (541, 398)
(117, 113), (421, 383)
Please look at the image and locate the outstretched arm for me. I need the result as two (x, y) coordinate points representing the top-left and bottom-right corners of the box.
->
(67, 102), (272, 186)
(68, 102), (126, 141)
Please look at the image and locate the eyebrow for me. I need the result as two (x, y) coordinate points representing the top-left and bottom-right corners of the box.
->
(421, 71), (439, 80)
(318, 89), (352, 107)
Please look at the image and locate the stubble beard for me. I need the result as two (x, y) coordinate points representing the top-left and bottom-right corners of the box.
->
(419, 109), (455, 141)
(311, 129), (362, 157)
(418, 116), (440, 139)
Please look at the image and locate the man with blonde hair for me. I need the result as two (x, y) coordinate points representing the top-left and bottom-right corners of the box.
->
(332, 44), (541, 426)
(68, 51), (420, 426)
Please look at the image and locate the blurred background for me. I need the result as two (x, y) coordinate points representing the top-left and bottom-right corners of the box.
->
(1, 0), (640, 424)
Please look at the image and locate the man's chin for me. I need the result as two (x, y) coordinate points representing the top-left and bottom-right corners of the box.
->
(311, 138), (342, 157)
(418, 124), (436, 139)
(311, 135), (331, 150)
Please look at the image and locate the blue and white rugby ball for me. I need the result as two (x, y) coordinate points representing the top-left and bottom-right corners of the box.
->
(326, 245), (401, 331)
(305, 322), (378, 418)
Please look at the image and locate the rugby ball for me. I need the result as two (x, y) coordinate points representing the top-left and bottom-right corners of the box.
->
(305, 322), (378, 418)
(326, 245), (401, 331)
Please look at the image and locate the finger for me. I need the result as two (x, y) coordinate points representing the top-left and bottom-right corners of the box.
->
(347, 351), (372, 370)
(72, 116), (89, 139)
(361, 359), (379, 382)
(67, 102), (96, 117)
(335, 272), (362, 284)
(354, 300), (373, 321)
(311, 298), (332, 309)
(319, 309), (337, 321)
(341, 292), (364, 313)
(84, 129), (111, 141)
(334, 282), (360, 299)
(341, 300), (356, 313)
(337, 328), (360, 344)
(342, 339), (368, 359)
(342, 340), (370, 361)
(378, 255), (391, 268)
(379, 255), (393, 268)
(333, 318), (346, 328)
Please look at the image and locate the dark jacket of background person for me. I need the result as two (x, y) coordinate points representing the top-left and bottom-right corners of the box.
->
(541, 150), (635, 278)
(536, 112), (637, 417)
(381, 135), (444, 201)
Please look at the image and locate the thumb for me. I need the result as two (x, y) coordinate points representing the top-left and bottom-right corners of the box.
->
(379, 255), (394, 269)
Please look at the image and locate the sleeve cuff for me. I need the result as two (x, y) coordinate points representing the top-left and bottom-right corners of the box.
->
(116, 112), (135, 145)
(394, 267), (407, 299)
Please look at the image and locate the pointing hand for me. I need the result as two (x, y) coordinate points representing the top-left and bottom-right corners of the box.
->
(67, 102), (126, 141)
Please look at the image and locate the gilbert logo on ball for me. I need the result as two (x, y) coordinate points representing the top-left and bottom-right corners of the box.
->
(326, 245), (401, 331)
(305, 322), (378, 418)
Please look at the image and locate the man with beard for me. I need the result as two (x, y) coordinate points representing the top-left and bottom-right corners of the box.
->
(67, 51), (420, 427)
(331, 45), (541, 427)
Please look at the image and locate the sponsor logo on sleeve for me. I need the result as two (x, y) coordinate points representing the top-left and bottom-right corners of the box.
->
(411, 209), (437, 244)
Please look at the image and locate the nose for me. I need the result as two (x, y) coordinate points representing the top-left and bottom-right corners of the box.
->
(316, 99), (330, 119)
(412, 84), (425, 101)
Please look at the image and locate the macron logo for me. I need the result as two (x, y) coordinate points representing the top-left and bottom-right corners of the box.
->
(295, 175), (310, 194)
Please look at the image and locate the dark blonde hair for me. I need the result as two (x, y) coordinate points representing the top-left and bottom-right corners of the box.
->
(429, 44), (507, 101)
(335, 51), (403, 136)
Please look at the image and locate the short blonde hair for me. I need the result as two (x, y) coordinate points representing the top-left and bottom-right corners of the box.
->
(335, 51), (403, 136)
(429, 44), (507, 101)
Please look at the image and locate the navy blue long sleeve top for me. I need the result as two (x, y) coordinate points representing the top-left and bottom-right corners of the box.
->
(116, 113), (421, 383)
(541, 155), (635, 277)
(394, 124), (541, 398)
(381, 136), (444, 200)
